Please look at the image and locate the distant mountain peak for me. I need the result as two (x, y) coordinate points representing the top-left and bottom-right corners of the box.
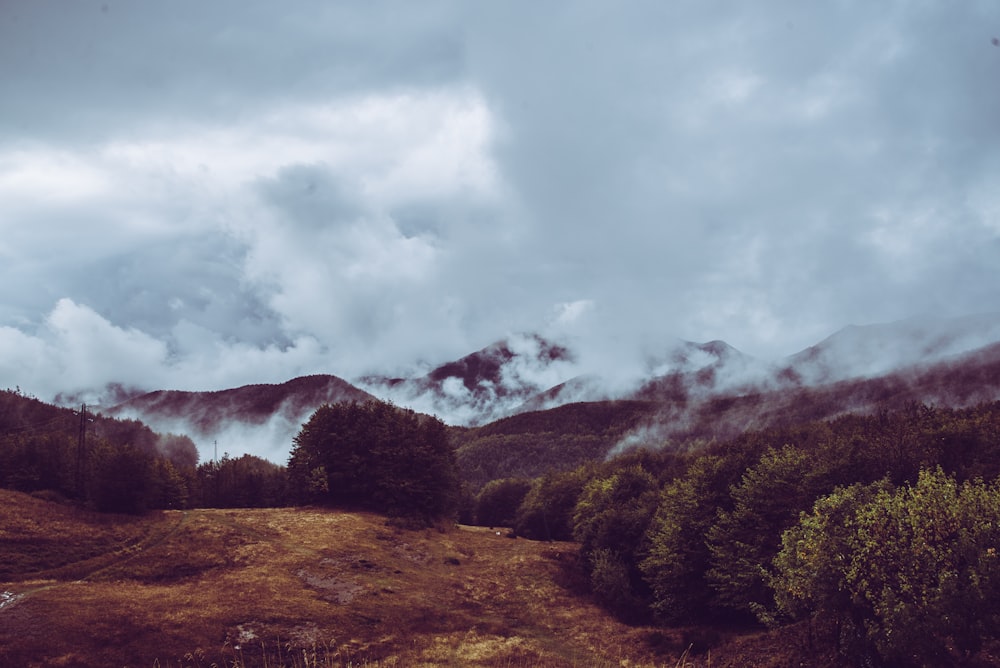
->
(427, 334), (573, 390)
(358, 333), (577, 425)
(784, 312), (1000, 385)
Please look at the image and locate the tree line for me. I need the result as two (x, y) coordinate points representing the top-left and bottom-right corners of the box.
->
(467, 401), (1000, 665)
(0, 389), (289, 513)
(1, 391), (458, 522)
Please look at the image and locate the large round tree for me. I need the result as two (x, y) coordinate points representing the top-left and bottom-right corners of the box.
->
(288, 400), (459, 523)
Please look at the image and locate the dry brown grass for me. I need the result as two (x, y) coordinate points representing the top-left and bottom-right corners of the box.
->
(0, 489), (787, 667)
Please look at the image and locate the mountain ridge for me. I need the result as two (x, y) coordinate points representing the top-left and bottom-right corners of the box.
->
(96, 312), (1000, 465)
(108, 374), (373, 462)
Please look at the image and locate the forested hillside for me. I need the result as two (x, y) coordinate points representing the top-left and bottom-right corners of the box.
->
(111, 374), (373, 435)
(498, 401), (1000, 665)
(450, 400), (655, 489)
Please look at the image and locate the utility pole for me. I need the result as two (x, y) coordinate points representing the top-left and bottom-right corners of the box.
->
(75, 403), (87, 499)
(214, 440), (220, 506)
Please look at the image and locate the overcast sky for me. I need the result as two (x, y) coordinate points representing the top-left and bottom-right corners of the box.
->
(2, 1), (999, 403)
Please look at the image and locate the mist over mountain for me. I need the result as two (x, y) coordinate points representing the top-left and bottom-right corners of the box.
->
(97, 313), (1000, 465)
(357, 333), (578, 425)
(108, 375), (372, 463)
(611, 340), (1000, 456)
(602, 312), (1000, 453)
(779, 312), (1000, 385)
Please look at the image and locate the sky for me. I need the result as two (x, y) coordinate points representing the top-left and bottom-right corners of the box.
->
(2, 1), (999, 406)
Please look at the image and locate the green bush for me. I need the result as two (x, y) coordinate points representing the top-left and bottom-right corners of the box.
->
(573, 465), (658, 621)
(706, 445), (835, 617)
(641, 454), (741, 623)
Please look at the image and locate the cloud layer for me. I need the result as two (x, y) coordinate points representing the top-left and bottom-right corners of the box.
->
(2, 1), (999, 411)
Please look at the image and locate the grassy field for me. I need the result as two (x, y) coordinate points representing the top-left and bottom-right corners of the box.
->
(0, 489), (808, 667)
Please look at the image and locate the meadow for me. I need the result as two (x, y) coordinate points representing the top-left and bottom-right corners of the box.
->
(0, 488), (783, 667)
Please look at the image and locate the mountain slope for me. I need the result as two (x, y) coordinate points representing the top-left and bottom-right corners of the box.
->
(93, 312), (1000, 467)
(781, 312), (1000, 385)
(0, 388), (198, 472)
(611, 338), (1000, 452)
(359, 333), (577, 425)
(450, 400), (658, 489)
(109, 374), (373, 462)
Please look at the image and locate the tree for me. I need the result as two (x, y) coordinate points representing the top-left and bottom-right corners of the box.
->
(769, 482), (881, 621)
(198, 454), (288, 508)
(88, 440), (152, 514)
(768, 481), (889, 660)
(288, 400), (459, 523)
(706, 445), (834, 618)
(475, 477), (533, 527)
(848, 468), (1000, 664)
(641, 455), (730, 623)
(771, 468), (1000, 665)
(150, 458), (190, 509)
(513, 466), (593, 541)
(156, 433), (199, 470)
(572, 465), (659, 621)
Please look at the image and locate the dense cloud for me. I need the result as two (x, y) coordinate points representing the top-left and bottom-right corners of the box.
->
(1, 1), (999, 408)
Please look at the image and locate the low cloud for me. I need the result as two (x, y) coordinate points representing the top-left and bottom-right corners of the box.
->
(0, 299), (326, 406)
(1, 1), (998, 429)
(0, 299), (168, 399)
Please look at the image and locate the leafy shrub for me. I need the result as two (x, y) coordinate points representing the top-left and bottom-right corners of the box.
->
(641, 453), (747, 623)
(588, 547), (649, 621)
(706, 444), (837, 617)
(573, 465), (659, 621)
